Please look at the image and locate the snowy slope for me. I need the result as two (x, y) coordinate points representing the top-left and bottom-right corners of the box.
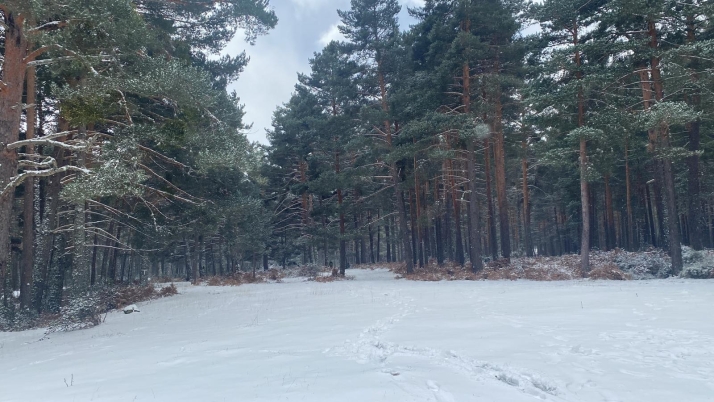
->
(1, 269), (713, 402)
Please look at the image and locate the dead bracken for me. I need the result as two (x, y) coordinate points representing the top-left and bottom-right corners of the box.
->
(374, 249), (685, 282)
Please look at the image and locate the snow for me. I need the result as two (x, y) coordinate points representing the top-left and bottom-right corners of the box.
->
(1, 269), (713, 402)
(122, 304), (140, 314)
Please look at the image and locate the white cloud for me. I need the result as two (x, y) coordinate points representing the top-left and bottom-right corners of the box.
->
(318, 23), (346, 46)
(289, 0), (331, 8)
(223, 1), (421, 145)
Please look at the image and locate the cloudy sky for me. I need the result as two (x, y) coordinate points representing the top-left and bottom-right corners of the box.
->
(224, 0), (425, 145)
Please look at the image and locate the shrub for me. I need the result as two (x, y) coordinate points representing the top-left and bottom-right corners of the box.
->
(588, 264), (631, 280)
(204, 269), (284, 287)
(0, 283), (180, 333)
(613, 249), (671, 279)
(681, 247), (714, 279)
(159, 283), (179, 297)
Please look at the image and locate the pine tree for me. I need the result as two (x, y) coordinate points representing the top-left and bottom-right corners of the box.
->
(338, 0), (415, 273)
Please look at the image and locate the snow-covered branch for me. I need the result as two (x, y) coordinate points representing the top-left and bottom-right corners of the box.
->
(24, 45), (54, 63)
(28, 20), (69, 33)
(18, 157), (57, 170)
(1, 166), (91, 199)
(7, 137), (87, 151)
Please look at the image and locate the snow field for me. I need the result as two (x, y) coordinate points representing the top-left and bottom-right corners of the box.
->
(1, 269), (713, 401)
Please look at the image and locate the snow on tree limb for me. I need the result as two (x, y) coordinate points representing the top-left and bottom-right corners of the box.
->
(0, 166), (91, 200)
(6, 138), (87, 152)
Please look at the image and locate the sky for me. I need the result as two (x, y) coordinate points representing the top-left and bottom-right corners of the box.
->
(224, 0), (425, 145)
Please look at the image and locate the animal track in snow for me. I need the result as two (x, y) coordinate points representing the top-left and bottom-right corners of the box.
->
(329, 295), (562, 401)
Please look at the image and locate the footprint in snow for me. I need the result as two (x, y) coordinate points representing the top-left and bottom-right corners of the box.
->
(426, 380), (456, 402)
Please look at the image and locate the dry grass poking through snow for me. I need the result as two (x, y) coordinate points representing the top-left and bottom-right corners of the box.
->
(378, 249), (676, 282)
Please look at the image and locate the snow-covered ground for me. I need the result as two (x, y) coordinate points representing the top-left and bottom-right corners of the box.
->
(2, 269), (713, 402)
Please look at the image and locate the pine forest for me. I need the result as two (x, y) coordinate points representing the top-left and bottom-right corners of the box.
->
(1, 0), (713, 329)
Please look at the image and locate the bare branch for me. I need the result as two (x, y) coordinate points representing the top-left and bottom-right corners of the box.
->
(137, 145), (189, 169)
(139, 184), (203, 205)
(24, 45), (55, 63)
(138, 163), (199, 200)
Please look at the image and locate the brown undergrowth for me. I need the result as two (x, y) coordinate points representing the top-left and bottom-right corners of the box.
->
(104, 283), (179, 310)
(205, 269), (284, 286)
(382, 250), (647, 282)
(0, 283), (181, 333)
(352, 262), (408, 272)
(309, 269), (355, 282)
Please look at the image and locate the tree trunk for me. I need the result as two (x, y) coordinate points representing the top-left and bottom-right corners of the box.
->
(368, 212), (375, 263)
(34, 147), (62, 312)
(521, 138), (533, 257)
(645, 187), (654, 247)
(467, 139), (484, 272)
(199, 236), (205, 278)
(444, 185), (453, 262)
(434, 180), (444, 265)
(0, 13), (29, 305)
(483, 139), (498, 260)
(685, 14), (704, 250)
(192, 236), (200, 284)
(409, 190), (419, 267)
(645, 19), (682, 273)
(385, 218), (391, 263)
(377, 59), (413, 274)
(353, 212), (361, 265)
(19, 64), (37, 309)
(70, 125), (89, 291)
(625, 141), (635, 250)
(376, 211), (381, 263)
(687, 120), (704, 250)
(573, 22), (589, 273)
(579, 136), (590, 273)
(414, 176), (424, 268)
(109, 226), (122, 283)
(99, 222), (113, 283)
(461, 53), (483, 271)
(604, 175), (616, 251)
(449, 159), (465, 266)
(663, 153), (683, 274)
(423, 184), (432, 264)
(184, 237), (191, 282)
(492, 98), (511, 260)
(90, 233), (99, 286)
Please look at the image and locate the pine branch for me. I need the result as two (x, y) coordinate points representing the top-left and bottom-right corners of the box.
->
(1, 166), (91, 199)
(28, 21), (69, 33)
(6, 138), (86, 152)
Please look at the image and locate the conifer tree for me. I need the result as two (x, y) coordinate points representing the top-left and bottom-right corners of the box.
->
(338, 0), (415, 273)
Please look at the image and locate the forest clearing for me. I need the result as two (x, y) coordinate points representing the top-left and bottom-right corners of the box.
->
(1, 0), (713, 400)
(1, 268), (713, 402)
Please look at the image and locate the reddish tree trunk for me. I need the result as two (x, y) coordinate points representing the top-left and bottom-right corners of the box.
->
(0, 12), (29, 305)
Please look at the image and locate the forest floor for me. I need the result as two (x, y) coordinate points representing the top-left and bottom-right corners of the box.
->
(1, 269), (713, 402)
